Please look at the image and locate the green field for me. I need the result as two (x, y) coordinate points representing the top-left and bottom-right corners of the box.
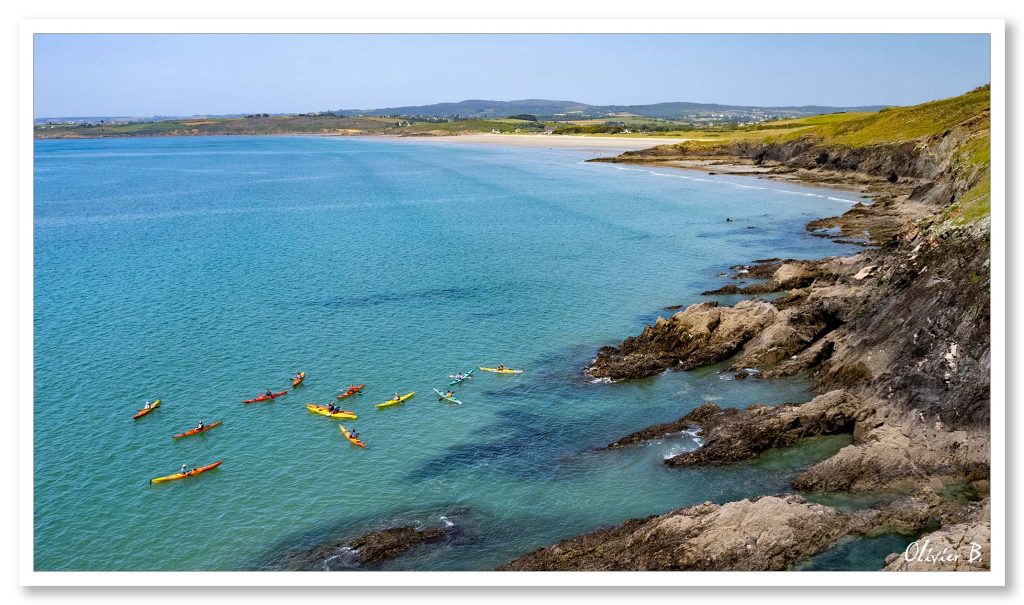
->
(34, 115), (402, 138)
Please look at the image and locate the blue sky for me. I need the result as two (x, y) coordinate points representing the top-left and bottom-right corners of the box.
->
(33, 33), (991, 117)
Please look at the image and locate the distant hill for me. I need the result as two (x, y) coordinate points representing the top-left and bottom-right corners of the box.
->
(338, 98), (888, 120)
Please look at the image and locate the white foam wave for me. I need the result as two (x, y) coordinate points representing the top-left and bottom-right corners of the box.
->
(594, 162), (866, 203)
(684, 427), (705, 447)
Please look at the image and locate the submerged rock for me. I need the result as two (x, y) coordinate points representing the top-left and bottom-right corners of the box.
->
(347, 525), (451, 566)
(272, 521), (456, 570)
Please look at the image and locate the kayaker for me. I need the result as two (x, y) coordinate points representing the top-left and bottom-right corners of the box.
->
(295, 372), (303, 381)
(496, 363), (506, 371)
(326, 403), (337, 414)
(350, 430), (359, 439)
(264, 388), (273, 397)
(143, 401), (152, 409)
(445, 390), (455, 399)
(393, 392), (401, 402)
(180, 464), (190, 476)
(196, 420), (205, 430)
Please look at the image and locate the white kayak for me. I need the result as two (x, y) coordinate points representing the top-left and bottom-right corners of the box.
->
(449, 368), (474, 385)
(433, 388), (463, 405)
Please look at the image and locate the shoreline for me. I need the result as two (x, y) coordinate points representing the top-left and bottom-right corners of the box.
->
(598, 157), (877, 196)
(35, 130), (706, 154)
(363, 132), (707, 153)
(501, 133), (991, 571)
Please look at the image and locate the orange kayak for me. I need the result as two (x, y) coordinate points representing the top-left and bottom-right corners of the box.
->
(150, 460), (223, 484)
(133, 399), (161, 420)
(339, 424), (365, 448)
(337, 384), (366, 400)
(292, 372), (305, 387)
(172, 421), (222, 439)
(243, 390), (287, 404)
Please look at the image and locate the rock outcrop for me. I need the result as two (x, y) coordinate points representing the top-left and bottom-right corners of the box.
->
(662, 391), (859, 467)
(585, 300), (777, 381)
(499, 489), (988, 571)
(499, 495), (850, 571)
(883, 499), (991, 571)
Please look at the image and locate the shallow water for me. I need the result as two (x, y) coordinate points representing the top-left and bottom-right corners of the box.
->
(795, 533), (917, 571)
(34, 136), (862, 571)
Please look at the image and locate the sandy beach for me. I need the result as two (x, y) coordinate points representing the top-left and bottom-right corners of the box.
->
(377, 133), (705, 154)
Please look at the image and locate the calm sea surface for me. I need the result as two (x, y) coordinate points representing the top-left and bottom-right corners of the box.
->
(34, 136), (865, 571)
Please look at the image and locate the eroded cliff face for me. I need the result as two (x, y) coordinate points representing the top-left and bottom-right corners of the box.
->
(605, 110), (988, 191)
(503, 101), (992, 571)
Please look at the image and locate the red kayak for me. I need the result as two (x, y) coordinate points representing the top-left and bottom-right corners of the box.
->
(242, 390), (288, 404)
(337, 384), (366, 400)
(172, 420), (222, 439)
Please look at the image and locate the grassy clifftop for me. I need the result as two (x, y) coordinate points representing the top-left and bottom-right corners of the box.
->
(608, 86), (991, 224)
(777, 85), (989, 146)
(664, 85), (990, 149)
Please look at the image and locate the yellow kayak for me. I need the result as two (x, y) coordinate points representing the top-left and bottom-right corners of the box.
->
(375, 391), (415, 408)
(133, 399), (161, 419)
(150, 460), (223, 484)
(479, 366), (524, 374)
(340, 424), (366, 448)
(305, 403), (357, 420)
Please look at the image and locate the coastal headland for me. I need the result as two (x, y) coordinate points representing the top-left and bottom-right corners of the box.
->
(500, 86), (992, 571)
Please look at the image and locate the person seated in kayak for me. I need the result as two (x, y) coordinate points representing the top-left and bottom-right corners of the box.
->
(445, 390), (455, 399)
(326, 403), (338, 413)
(143, 401), (152, 409)
(393, 392), (401, 402)
(265, 388), (273, 397)
(350, 430), (360, 439)
(295, 372), (303, 380)
(196, 420), (205, 430)
(349, 385), (357, 391)
(496, 364), (506, 371)
(180, 464), (190, 476)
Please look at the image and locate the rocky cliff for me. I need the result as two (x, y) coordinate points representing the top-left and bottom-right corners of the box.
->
(503, 87), (992, 571)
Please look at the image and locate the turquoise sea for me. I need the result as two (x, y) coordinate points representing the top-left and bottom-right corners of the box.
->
(34, 136), (868, 571)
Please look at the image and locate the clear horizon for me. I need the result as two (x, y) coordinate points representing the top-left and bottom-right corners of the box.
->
(34, 33), (991, 118)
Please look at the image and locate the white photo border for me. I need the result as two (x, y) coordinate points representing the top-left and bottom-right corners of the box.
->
(18, 17), (1006, 588)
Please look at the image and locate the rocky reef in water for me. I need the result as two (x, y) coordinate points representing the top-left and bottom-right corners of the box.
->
(503, 88), (992, 572)
(263, 512), (461, 571)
